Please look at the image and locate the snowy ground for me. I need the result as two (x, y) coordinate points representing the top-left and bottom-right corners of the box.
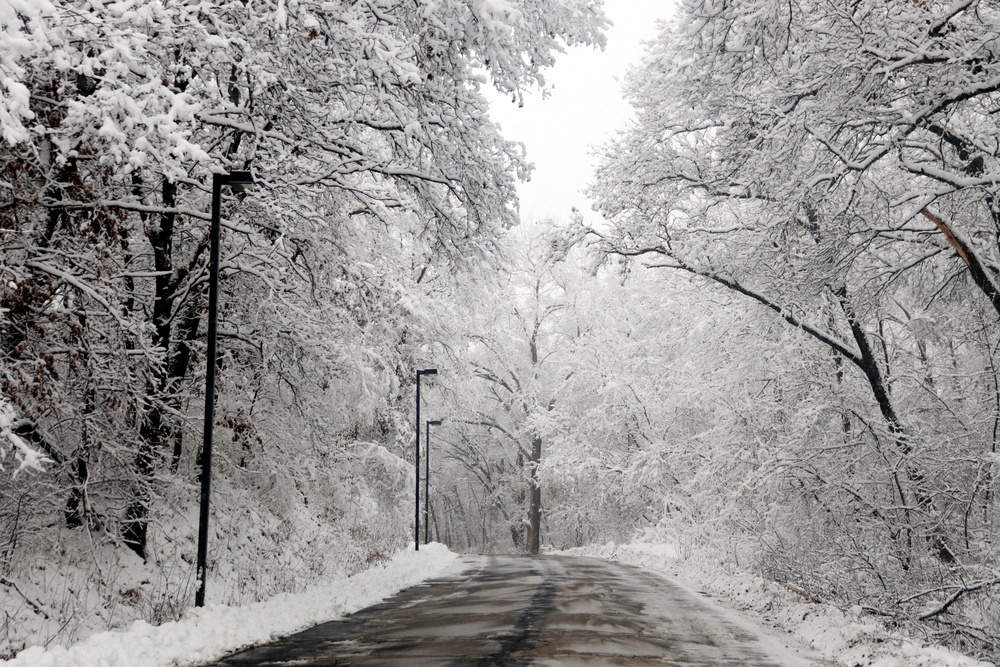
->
(564, 542), (995, 667)
(1, 543), (459, 667)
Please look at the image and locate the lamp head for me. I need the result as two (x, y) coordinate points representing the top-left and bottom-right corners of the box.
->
(428, 420), (443, 426)
(418, 368), (438, 376)
(227, 171), (255, 195)
(227, 171), (255, 186)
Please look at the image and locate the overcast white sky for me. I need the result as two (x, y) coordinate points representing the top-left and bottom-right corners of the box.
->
(486, 1), (674, 224)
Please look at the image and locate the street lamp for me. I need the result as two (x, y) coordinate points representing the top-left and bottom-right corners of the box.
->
(196, 170), (255, 608)
(415, 368), (437, 551)
(424, 419), (442, 545)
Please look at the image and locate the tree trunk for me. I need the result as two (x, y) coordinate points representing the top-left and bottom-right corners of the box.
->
(526, 434), (542, 554)
(65, 320), (97, 531)
(125, 179), (180, 560)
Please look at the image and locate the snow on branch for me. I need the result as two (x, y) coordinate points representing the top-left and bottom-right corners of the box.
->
(0, 399), (50, 475)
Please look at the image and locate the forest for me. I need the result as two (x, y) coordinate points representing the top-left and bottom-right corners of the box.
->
(1, 0), (999, 662)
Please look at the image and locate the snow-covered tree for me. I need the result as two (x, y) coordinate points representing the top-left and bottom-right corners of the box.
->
(437, 222), (575, 553)
(0, 0), (608, 650)
(589, 0), (1000, 653)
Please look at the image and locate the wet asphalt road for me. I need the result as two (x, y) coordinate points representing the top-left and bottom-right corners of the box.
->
(205, 555), (817, 666)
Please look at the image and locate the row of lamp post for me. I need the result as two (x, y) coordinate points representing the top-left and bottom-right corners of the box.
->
(414, 368), (441, 551)
(195, 170), (446, 604)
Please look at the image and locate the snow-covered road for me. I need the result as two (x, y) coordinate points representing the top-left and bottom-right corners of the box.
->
(208, 554), (824, 666)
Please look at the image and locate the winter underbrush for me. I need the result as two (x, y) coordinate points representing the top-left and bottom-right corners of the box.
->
(565, 537), (995, 667)
(0, 441), (410, 659)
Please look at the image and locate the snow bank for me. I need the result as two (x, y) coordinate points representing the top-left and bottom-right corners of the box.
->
(4, 543), (459, 667)
(565, 542), (992, 667)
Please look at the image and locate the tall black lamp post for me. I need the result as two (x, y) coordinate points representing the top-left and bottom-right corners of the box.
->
(424, 419), (442, 545)
(414, 368), (437, 551)
(195, 170), (255, 608)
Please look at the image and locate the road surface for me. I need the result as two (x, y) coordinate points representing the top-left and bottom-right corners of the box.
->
(206, 554), (820, 666)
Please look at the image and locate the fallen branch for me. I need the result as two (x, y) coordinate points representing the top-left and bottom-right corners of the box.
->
(0, 576), (49, 619)
(899, 578), (1000, 621)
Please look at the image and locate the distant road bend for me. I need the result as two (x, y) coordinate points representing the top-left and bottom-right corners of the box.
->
(206, 554), (820, 666)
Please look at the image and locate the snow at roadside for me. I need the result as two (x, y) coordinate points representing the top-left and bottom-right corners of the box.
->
(3, 543), (459, 667)
(7, 538), (990, 667)
(565, 542), (993, 667)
